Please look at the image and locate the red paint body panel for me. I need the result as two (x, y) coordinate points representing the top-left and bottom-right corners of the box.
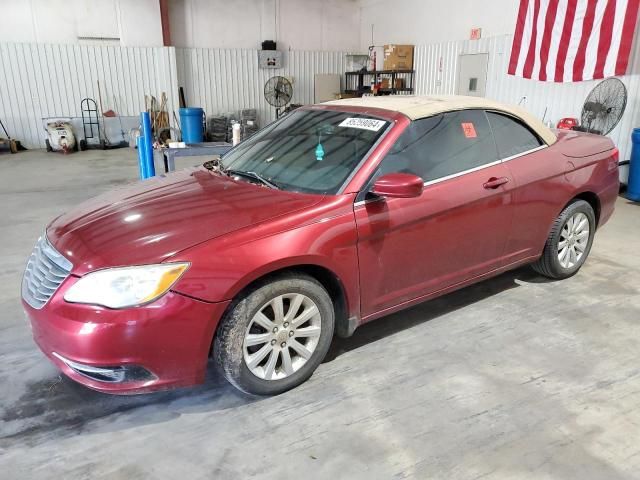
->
(170, 194), (361, 320)
(25, 274), (229, 393)
(23, 104), (619, 394)
(504, 139), (619, 263)
(47, 169), (324, 274)
(355, 162), (514, 317)
(555, 129), (618, 157)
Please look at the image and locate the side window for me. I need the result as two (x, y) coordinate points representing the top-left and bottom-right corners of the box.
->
(378, 110), (498, 182)
(486, 111), (543, 159)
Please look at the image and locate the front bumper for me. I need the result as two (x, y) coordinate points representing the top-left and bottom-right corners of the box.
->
(24, 275), (230, 394)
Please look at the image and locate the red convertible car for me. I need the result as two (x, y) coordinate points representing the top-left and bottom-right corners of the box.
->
(22, 96), (619, 395)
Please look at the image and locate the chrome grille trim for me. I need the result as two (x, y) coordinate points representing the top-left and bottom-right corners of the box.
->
(22, 235), (73, 309)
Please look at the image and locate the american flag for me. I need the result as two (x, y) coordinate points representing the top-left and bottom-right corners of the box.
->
(508, 0), (640, 82)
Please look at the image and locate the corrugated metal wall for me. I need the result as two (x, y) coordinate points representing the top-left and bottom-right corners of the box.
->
(0, 42), (178, 148)
(176, 48), (347, 129)
(3, 36), (637, 157)
(1, 43), (346, 148)
(415, 34), (640, 160)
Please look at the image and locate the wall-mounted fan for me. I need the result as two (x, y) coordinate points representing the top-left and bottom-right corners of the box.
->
(264, 76), (293, 119)
(574, 77), (627, 136)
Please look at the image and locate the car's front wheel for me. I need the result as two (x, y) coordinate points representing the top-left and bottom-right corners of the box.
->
(214, 273), (334, 395)
(532, 199), (596, 279)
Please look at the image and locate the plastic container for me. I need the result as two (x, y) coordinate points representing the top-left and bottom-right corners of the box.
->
(179, 107), (204, 144)
(232, 122), (241, 146)
(628, 128), (640, 201)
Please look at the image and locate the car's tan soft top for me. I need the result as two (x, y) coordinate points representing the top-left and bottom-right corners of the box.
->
(323, 95), (557, 146)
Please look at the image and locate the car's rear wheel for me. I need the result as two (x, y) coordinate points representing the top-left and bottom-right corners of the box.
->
(532, 199), (596, 279)
(214, 273), (334, 395)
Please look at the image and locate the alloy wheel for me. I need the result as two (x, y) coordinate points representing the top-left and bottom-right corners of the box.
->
(243, 293), (322, 380)
(557, 212), (590, 269)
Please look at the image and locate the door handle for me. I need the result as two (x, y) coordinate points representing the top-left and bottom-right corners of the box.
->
(483, 176), (509, 189)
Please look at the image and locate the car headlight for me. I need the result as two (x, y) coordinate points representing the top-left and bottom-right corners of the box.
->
(64, 263), (189, 309)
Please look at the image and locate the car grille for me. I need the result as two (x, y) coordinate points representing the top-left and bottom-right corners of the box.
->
(22, 235), (73, 309)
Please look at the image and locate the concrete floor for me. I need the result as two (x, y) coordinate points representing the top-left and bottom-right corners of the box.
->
(1, 149), (640, 479)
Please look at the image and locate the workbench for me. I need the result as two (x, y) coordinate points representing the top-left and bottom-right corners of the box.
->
(157, 142), (233, 173)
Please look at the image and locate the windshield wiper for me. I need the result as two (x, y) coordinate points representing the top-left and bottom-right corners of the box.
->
(226, 169), (280, 189)
(205, 157), (281, 190)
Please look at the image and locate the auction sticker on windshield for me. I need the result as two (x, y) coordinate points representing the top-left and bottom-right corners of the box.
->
(338, 117), (386, 131)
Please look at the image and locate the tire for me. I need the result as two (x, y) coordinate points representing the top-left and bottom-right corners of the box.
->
(79, 139), (87, 151)
(532, 199), (596, 279)
(214, 273), (334, 395)
(45, 139), (52, 152)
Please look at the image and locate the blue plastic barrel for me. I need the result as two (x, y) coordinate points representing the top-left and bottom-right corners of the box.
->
(628, 128), (640, 201)
(179, 107), (204, 143)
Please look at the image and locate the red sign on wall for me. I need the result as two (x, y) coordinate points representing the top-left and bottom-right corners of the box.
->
(470, 28), (482, 40)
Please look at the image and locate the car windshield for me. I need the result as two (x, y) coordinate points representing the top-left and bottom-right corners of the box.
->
(221, 109), (390, 194)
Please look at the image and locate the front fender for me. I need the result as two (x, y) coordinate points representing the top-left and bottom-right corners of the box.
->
(169, 208), (360, 321)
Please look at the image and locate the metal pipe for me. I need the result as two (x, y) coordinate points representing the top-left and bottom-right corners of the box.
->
(628, 128), (640, 201)
(136, 134), (146, 180)
(140, 112), (155, 179)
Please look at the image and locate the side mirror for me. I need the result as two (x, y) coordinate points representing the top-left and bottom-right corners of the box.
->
(371, 173), (424, 198)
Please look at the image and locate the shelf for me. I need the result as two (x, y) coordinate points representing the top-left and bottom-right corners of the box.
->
(378, 88), (413, 92)
(344, 69), (415, 99)
(343, 88), (414, 95)
(346, 69), (414, 75)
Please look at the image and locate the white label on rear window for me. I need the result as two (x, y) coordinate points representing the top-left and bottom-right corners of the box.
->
(338, 117), (386, 131)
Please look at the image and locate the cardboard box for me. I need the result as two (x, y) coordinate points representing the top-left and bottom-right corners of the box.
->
(383, 44), (414, 71)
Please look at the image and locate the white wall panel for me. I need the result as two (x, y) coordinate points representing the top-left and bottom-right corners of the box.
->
(0, 42), (345, 149)
(4, 35), (637, 160)
(0, 42), (178, 148)
(0, 0), (163, 47)
(176, 48), (347, 129)
(169, 0), (360, 51)
(415, 35), (640, 161)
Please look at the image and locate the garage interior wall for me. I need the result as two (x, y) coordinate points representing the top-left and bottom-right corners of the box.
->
(2, 34), (639, 155)
(0, 0), (637, 156)
(414, 34), (640, 162)
(175, 48), (347, 129)
(0, 42), (348, 148)
(0, 43), (179, 149)
(0, 0), (164, 47)
(0, 0), (361, 51)
(358, 0), (519, 49)
(170, 0), (360, 51)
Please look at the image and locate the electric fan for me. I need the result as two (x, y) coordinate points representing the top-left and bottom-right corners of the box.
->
(264, 76), (293, 119)
(574, 78), (627, 136)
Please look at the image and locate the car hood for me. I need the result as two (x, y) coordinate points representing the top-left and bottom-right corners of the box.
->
(47, 168), (324, 275)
